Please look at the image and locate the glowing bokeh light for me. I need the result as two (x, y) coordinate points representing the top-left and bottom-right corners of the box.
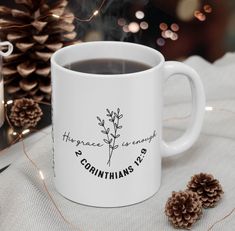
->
(22, 129), (30, 135)
(156, 38), (165, 46)
(203, 4), (212, 13)
(165, 30), (173, 38)
(128, 22), (140, 33)
(159, 22), (168, 31)
(39, 170), (45, 180)
(194, 10), (201, 17)
(171, 23), (179, 32)
(140, 21), (149, 30)
(6, 100), (13, 105)
(205, 106), (213, 111)
(161, 27), (178, 41)
(161, 31), (167, 38)
(93, 10), (99, 16)
(198, 14), (206, 21)
(135, 11), (145, 19)
(52, 14), (60, 18)
(170, 32), (178, 41)
(194, 10), (206, 21)
(176, 0), (200, 21)
(118, 18), (126, 26)
(122, 25), (129, 32)
(194, 11), (206, 21)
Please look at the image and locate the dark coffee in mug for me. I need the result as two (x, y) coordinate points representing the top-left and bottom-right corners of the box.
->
(64, 59), (151, 74)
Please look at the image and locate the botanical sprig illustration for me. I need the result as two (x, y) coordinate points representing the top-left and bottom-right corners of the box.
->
(97, 108), (123, 166)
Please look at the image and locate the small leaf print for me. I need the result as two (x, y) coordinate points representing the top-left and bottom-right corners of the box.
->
(103, 139), (109, 144)
(118, 114), (123, 119)
(97, 108), (123, 167)
(114, 145), (118, 150)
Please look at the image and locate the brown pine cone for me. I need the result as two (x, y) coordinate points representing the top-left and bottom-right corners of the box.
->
(10, 98), (43, 128)
(187, 173), (223, 208)
(165, 190), (202, 229)
(0, 0), (77, 101)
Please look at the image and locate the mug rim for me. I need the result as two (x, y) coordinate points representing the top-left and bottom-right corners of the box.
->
(51, 41), (165, 78)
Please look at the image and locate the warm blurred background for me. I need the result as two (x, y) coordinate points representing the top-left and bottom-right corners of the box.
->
(70, 0), (234, 62)
(1, 0), (235, 62)
(0, 0), (234, 103)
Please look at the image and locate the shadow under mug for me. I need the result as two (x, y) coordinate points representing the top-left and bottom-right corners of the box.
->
(51, 41), (205, 207)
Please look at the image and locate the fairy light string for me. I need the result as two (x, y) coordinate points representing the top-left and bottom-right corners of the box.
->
(20, 138), (79, 230)
(0, 0), (106, 30)
(207, 207), (235, 231)
(3, 100), (80, 230)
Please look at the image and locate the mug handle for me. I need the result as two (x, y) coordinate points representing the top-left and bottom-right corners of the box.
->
(161, 61), (205, 157)
(0, 41), (13, 57)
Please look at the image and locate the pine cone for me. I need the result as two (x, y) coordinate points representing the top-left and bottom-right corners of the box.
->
(165, 190), (202, 229)
(0, 0), (77, 101)
(187, 173), (223, 208)
(10, 98), (43, 128)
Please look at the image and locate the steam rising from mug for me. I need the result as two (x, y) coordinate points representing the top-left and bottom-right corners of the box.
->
(72, 0), (143, 42)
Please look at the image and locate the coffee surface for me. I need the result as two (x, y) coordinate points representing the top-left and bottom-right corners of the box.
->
(64, 59), (151, 74)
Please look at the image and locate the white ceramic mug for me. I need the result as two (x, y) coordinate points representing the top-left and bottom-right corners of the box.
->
(51, 41), (205, 207)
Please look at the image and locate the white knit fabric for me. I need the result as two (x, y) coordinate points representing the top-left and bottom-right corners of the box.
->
(0, 53), (235, 231)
